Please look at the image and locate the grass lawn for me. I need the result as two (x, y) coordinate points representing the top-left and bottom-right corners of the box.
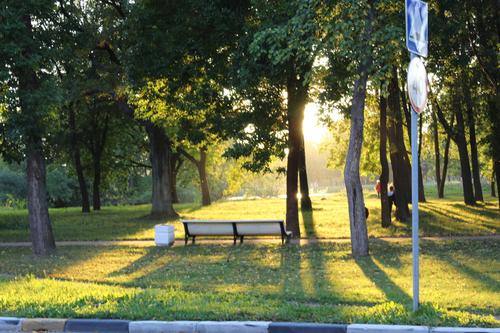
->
(0, 240), (498, 326)
(0, 185), (498, 242)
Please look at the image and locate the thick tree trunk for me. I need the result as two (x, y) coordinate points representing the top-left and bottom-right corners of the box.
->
(345, 64), (370, 256)
(388, 68), (410, 221)
(298, 135), (312, 211)
(379, 93), (391, 228)
(463, 80), (484, 201)
(147, 124), (178, 218)
(198, 149), (211, 206)
(432, 111), (441, 195)
(26, 138), (56, 255)
(69, 106), (90, 213)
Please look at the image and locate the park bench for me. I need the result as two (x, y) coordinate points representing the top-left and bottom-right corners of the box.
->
(181, 219), (292, 245)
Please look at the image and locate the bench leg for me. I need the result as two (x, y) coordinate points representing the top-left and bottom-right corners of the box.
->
(185, 236), (188, 245)
(281, 235), (285, 245)
(192, 236), (196, 244)
(233, 236), (237, 245)
(240, 236), (244, 244)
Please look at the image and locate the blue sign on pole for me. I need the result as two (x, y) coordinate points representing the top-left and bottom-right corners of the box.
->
(406, 0), (428, 57)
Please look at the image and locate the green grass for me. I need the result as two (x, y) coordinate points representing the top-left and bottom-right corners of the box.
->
(0, 240), (498, 326)
(0, 188), (498, 241)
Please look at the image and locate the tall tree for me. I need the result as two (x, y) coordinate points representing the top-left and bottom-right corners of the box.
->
(0, 1), (60, 255)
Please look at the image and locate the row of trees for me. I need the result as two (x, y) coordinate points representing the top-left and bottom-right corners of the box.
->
(1, 0), (498, 256)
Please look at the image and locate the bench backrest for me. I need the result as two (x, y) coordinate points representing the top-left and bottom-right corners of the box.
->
(182, 220), (285, 236)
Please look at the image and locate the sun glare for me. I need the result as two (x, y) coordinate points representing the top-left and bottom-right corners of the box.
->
(303, 103), (329, 144)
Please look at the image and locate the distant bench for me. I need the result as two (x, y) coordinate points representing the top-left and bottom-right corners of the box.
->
(181, 220), (292, 245)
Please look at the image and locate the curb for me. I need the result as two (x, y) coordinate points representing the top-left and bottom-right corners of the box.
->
(0, 318), (498, 333)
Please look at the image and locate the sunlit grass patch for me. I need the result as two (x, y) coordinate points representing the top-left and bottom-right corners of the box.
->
(0, 240), (498, 325)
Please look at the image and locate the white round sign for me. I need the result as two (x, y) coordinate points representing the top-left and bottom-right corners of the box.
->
(407, 57), (427, 114)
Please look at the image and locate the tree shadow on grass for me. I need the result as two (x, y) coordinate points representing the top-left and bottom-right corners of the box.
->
(354, 255), (412, 306)
(424, 240), (500, 292)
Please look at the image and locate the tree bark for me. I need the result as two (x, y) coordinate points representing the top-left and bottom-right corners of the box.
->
(345, 64), (370, 256)
(298, 135), (312, 211)
(26, 138), (56, 255)
(439, 129), (452, 198)
(379, 93), (391, 228)
(432, 110), (441, 195)
(92, 156), (102, 210)
(418, 112), (426, 202)
(495, 160), (500, 209)
(463, 78), (484, 201)
(454, 104), (476, 205)
(146, 124), (178, 218)
(388, 68), (410, 221)
(492, 162), (497, 197)
(68, 105), (90, 213)
(285, 73), (304, 238)
(198, 149), (211, 206)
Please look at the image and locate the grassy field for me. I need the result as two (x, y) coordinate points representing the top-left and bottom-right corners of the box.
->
(0, 240), (498, 326)
(0, 186), (498, 242)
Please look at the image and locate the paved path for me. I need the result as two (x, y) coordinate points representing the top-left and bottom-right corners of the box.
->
(0, 235), (498, 247)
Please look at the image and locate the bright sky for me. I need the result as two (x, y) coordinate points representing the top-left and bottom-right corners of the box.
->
(303, 102), (329, 144)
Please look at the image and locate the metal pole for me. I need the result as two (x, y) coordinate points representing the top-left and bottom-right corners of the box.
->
(410, 53), (419, 312)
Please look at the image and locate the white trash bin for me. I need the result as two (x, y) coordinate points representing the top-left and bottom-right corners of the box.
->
(154, 224), (175, 246)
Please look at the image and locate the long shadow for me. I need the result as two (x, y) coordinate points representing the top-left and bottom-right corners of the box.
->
(425, 240), (500, 292)
(354, 255), (412, 306)
(301, 208), (317, 238)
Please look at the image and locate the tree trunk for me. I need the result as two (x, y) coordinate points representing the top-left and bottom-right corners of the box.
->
(495, 160), (500, 209)
(439, 130), (452, 198)
(147, 124), (178, 218)
(92, 155), (101, 211)
(285, 74), (303, 238)
(454, 103), (476, 206)
(432, 110), (441, 195)
(26, 138), (56, 255)
(463, 79), (484, 201)
(418, 113), (426, 202)
(345, 64), (370, 256)
(387, 68), (410, 221)
(433, 87), (476, 205)
(492, 162), (497, 197)
(198, 149), (211, 206)
(379, 93), (391, 228)
(68, 106), (90, 213)
(298, 135), (312, 211)
(179, 148), (211, 206)
(170, 153), (182, 204)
